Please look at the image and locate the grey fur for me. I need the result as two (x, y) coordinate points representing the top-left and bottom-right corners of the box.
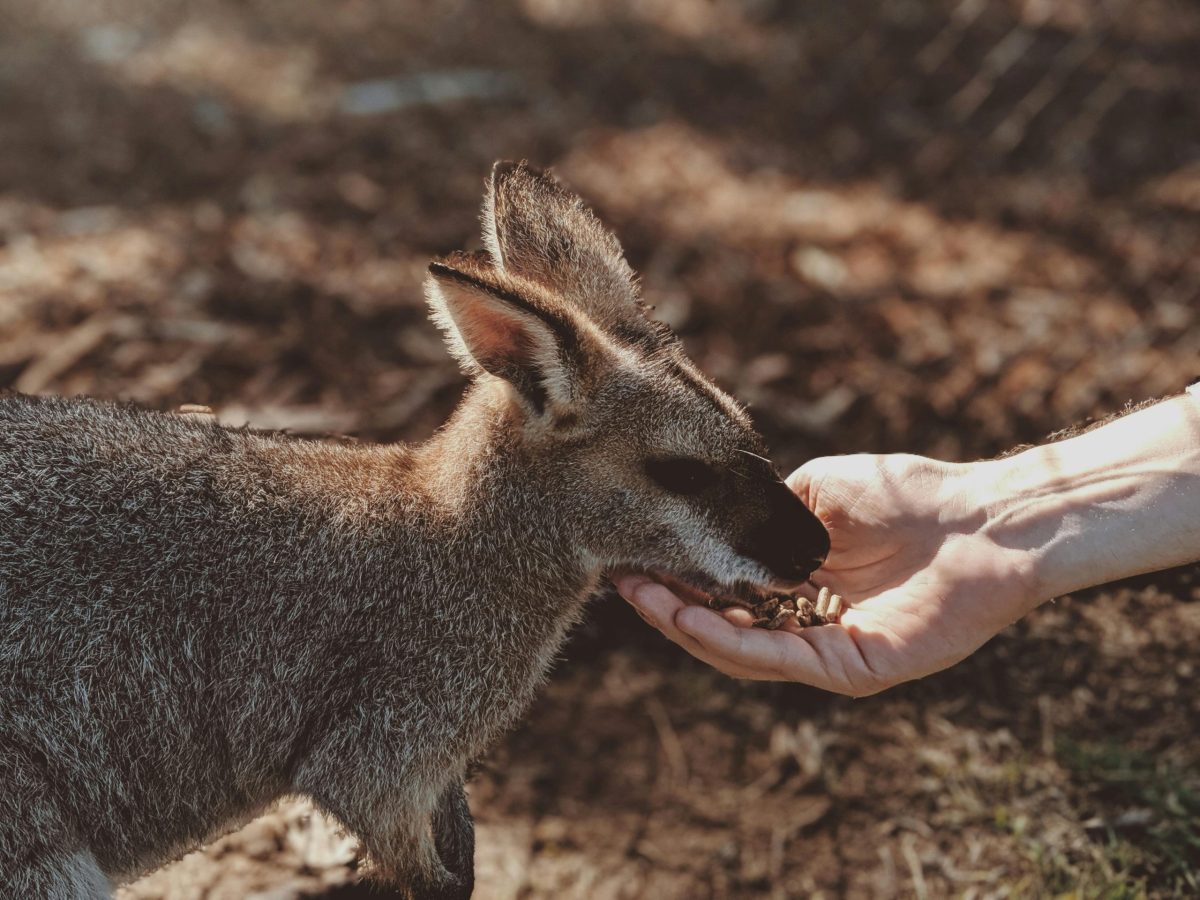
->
(0, 162), (828, 898)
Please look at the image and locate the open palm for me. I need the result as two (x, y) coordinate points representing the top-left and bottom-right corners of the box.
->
(617, 454), (1039, 696)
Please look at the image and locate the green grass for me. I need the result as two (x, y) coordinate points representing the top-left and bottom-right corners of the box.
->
(1047, 738), (1200, 897)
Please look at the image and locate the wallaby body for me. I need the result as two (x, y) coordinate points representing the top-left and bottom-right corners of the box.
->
(1, 392), (574, 897)
(0, 163), (829, 898)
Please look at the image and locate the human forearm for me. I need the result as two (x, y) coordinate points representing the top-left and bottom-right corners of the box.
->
(974, 391), (1200, 601)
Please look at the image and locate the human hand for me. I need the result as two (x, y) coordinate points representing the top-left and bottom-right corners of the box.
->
(616, 453), (1041, 696)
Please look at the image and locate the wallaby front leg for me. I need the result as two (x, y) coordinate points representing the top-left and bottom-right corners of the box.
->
(352, 781), (472, 900)
(430, 779), (474, 900)
(299, 774), (473, 900)
(0, 751), (111, 900)
(0, 850), (111, 900)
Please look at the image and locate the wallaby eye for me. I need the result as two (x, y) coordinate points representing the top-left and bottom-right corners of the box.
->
(645, 457), (720, 496)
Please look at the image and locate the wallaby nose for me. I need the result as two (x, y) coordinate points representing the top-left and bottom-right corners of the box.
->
(740, 481), (830, 583)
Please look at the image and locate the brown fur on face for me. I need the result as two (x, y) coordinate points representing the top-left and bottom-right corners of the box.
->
(0, 162), (828, 899)
(429, 162), (830, 594)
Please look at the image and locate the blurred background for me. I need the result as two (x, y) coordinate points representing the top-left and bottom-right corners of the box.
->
(1, 0), (1197, 896)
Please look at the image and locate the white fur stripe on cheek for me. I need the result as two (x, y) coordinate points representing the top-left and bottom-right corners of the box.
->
(665, 505), (770, 587)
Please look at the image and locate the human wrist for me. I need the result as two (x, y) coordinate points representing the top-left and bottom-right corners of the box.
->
(971, 394), (1200, 601)
(974, 445), (1110, 601)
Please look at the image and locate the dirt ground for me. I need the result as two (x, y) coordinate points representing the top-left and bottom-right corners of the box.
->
(2, 0), (1198, 897)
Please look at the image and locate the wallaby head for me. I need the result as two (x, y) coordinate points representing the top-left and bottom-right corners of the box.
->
(425, 162), (829, 603)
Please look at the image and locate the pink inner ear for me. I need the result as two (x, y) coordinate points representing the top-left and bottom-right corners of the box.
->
(460, 300), (537, 371)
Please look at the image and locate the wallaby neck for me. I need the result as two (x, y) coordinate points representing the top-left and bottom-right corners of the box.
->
(255, 381), (601, 626)
(411, 382), (599, 589)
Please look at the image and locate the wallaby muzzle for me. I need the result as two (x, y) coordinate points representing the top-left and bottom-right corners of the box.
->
(741, 480), (831, 585)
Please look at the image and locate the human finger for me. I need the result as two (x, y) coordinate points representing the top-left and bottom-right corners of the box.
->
(673, 605), (861, 692)
(618, 579), (770, 678)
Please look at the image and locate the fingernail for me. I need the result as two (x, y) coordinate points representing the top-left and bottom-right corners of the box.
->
(673, 606), (704, 635)
(614, 574), (651, 599)
(628, 584), (671, 622)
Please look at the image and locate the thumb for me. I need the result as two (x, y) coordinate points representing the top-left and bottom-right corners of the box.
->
(786, 457), (837, 509)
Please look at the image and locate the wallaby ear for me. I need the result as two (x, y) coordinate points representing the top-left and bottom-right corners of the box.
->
(483, 161), (662, 347)
(425, 256), (582, 417)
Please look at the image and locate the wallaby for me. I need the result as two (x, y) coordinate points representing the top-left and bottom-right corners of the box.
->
(0, 162), (831, 899)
